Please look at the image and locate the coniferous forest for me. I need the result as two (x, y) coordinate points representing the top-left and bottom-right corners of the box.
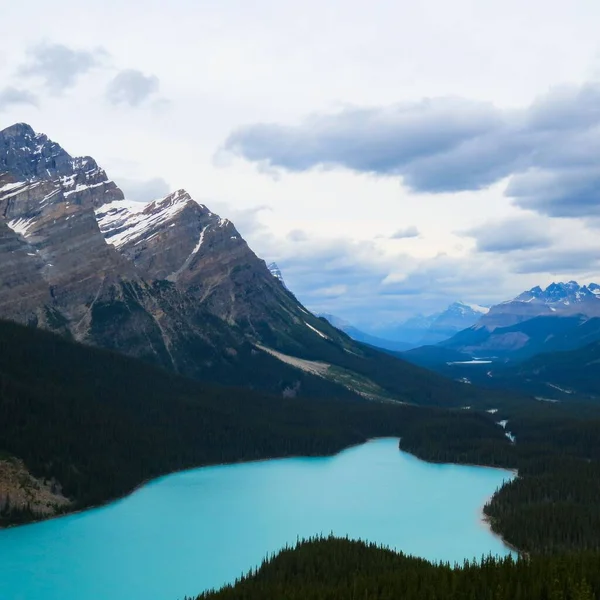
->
(2, 319), (600, 598)
(194, 536), (600, 600)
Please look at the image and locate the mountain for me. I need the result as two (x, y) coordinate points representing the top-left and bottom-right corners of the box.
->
(497, 339), (600, 400)
(0, 317), (420, 524)
(474, 281), (600, 331)
(267, 262), (288, 289)
(442, 315), (600, 358)
(420, 302), (489, 344)
(0, 317), (522, 528)
(319, 314), (412, 352)
(375, 301), (489, 346)
(436, 282), (600, 360)
(424, 334), (600, 402)
(0, 123), (496, 407)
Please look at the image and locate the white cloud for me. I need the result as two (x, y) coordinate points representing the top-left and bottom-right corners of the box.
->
(2, 0), (600, 329)
(118, 177), (171, 201)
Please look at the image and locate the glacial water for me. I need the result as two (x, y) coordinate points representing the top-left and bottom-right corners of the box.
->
(0, 438), (515, 600)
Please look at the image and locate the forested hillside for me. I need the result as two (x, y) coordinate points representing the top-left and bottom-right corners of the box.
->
(195, 537), (600, 600)
(2, 319), (600, 562)
(0, 318), (515, 526)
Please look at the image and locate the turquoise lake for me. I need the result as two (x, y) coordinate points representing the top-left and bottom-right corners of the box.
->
(0, 438), (515, 600)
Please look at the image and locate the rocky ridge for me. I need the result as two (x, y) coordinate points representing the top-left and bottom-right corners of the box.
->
(0, 123), (380, 398)
(473, 281), (600, 331)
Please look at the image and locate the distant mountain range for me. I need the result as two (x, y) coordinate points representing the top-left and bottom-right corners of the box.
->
(473, 281), (600, 331)
(0, 122), (493, 407)
(324, 282), (600, 356)
(438, 282), (600, 358)
(318, 314), (412, 352)
(359, 301), (490, 347)
(395, 281), (600, 401)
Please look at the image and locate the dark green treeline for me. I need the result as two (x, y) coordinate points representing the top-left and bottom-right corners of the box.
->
(195, 537), (600, 600)
(2, 318), (600, 559)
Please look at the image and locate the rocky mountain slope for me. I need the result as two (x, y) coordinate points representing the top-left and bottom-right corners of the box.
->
(474, 281), (600, 331)
(267, 262), (288, 289)
(436, 282), (600, 359)
(0, 123), (493, 406)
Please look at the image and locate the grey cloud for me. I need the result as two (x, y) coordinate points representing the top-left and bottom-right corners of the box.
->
(390, 225), (420, 239)
(118, 177), (171, 201)
(380, 254), (505, 300)
(223, 81), (600, 219)
(0, 87), (38, 111)
(253, 226), (531, 330)
(511, 248), (600, 275)
(287, 229), (309, 242)
(19, 43), (105, 93)
(464, 217), (553, 253)
(225, 98), (500, 175)
(106, 69), (160, 107)
(506, 167), (600, 218)
(292, 248), (503, 328)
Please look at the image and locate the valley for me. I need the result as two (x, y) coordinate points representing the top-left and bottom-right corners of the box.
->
(1, 123), (600, 600)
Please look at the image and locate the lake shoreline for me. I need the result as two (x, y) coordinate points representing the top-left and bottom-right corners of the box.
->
(0, 438), (520, 599)
(1, 439), (372, 530)
(1, 437), (521, 560)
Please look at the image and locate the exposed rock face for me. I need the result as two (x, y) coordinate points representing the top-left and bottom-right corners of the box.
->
(0, 218), (51, 322)
(95, 189), (310, 335)
(0, 123), (357, 394)
(268, 262), (288, 289)
(474, 281), (600, 331)
(436, 282), (600, 360)
(0, 456), (71, 519)
(0, 124), (131, 330)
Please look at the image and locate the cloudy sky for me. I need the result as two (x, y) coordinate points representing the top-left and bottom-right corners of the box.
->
(2, 0), (600, 331)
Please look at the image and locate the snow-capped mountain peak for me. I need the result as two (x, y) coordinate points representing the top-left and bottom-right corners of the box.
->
(267, 262), (288, 289)
(95, 190), (202, 249)
(471, 280), (600, 332)
(450, 301), (490, 316)
(514, 281), (600, 306)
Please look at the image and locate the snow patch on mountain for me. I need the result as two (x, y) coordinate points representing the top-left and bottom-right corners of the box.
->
(95, 191), (191, 249)
(267, 262), (288, 289)
(460, 302), (489, 314)
(0, 181), (26, 193)
(305, 321), (329, 340)
(0, 181), (43, 201)
(513, 281), (600, 306)
(7, 216), (37, 237)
